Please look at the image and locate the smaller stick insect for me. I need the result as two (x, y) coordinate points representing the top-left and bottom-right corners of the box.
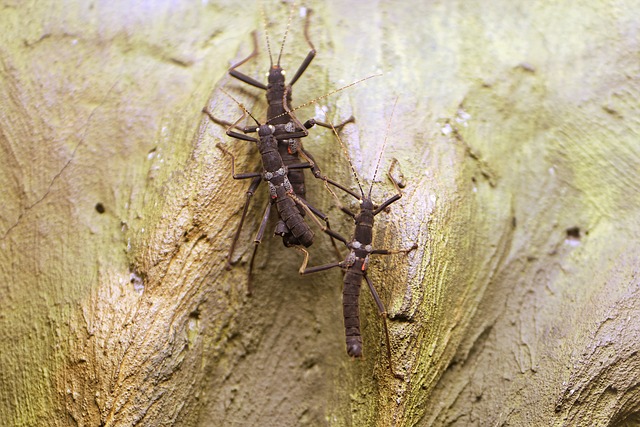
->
(295, 101), (417, 378)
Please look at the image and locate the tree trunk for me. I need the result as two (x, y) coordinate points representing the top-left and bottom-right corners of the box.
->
(1, 1), (639, 426)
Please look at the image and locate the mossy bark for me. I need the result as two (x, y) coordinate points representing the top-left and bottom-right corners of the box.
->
(1, 1), (639, 426)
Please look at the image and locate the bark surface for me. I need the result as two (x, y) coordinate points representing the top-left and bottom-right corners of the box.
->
(1, 1), (639, 426)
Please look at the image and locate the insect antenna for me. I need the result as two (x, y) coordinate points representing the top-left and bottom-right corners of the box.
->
(368, 97), (398, 198)
(266, 74), (382, 124)
(276, 1), (296, 67)
(219, 87), (261, 127)
(302, 7), (316, 52)
(259, 1), (274, 68)
(328, 121), (365, 199)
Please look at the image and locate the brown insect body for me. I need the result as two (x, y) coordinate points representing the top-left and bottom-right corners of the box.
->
(228, 12), (318, 247)
(296, 111), (417, 376)
(342, 199), (375, 356)
(257, 124), (314, 247)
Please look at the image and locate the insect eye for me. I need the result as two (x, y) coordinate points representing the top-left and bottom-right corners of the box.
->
(281, 69), (286, 75)
(265, 72), (269, 77)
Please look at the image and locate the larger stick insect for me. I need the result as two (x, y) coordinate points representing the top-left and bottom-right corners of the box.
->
(296, 103), (417, 378)
(208, 3), (370, 283)
(225, 2), (345, 246)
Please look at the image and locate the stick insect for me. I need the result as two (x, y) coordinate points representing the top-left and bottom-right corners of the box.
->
(295, 103), (417, 378)
(226, 2), (347, 247)
(205, 90), (345, 292)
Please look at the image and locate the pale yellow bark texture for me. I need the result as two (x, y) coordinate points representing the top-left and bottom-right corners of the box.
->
(1, 1), (639, 426)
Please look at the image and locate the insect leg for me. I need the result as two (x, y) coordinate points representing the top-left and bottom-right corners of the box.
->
(228, 31), (268, 91)
(216, 144), (262, 180)
(293, 194), (343, 260)
(371, 244), (418, 256)
(246, 200), (272, 295)
(203, 107), (260, 139)
(288, 192), (350, 246)
(297, 115), (355, 179)
(295, 247), (343, 275)
(223, 176), (262, 271)
(288, 9), (316, 86)
(364, 274), (402, 379)
(312, 115), (356, 132)
(373, 163), (405, 215)
(388, 157), (407, 188)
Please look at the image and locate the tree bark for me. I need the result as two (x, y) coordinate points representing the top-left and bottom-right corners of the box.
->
(1, 1), (639, 426)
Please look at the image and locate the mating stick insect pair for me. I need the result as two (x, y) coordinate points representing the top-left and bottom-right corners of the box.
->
(205, 3), (362, 280)
(224, 5), (338, 249)
(204, 3), (416, 377)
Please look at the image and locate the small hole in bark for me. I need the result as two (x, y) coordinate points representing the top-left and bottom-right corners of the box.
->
(95, 203), (105, 214)
(565, 226), (582, 247)
(566, 227), (580, 239)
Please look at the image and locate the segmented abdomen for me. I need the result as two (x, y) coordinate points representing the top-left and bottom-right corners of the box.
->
(260, 131), (313, 248)
(343, 269), (363, 357)
(279, 146), (306, 204)
(266, 92), (309, 243)
(268, 91), (308, 217)
(275, 193), (314, 247)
